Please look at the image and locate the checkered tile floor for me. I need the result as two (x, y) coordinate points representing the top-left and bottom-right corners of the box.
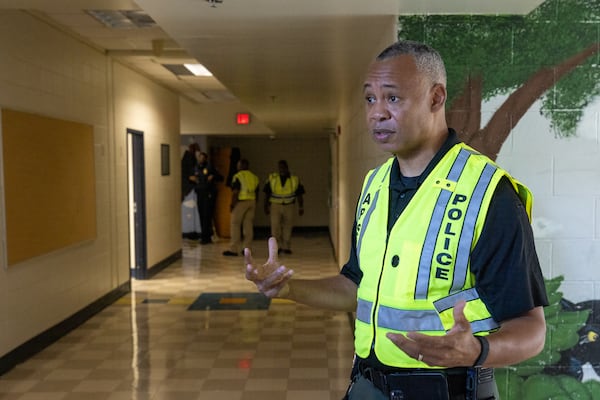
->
(0, 233), (354, 400)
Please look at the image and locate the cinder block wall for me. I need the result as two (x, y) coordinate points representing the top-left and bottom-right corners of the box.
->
(395, 1), (600, 397)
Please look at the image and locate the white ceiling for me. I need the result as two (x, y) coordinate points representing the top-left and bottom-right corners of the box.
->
(0, 0), (544, 137)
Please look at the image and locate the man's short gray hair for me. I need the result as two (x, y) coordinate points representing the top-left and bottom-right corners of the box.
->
(376, 40), (447, 86)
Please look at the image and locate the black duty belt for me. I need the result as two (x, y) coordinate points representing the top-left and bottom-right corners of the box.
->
(357, 360), (467, 399)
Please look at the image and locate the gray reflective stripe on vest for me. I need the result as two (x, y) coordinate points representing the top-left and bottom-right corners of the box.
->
(356, 298), (373, 324)
(356, 164), (390, 261)
(358, 293), (498, 333)
(415, 149), (471, 299)
(433, 287), (480, 311)
(356, 190), (380, 261)
(433, 288), (501, 333)
(451, 163), (498, 293)
(271, 193), (296, 203)
(378, 305), (444, 331)
(356, 164), (384, 220)
(470, 317), (500, 334)
(357, 298), (444, 331)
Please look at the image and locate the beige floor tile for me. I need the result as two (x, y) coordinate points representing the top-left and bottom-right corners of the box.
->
(0, 234), (353, 399)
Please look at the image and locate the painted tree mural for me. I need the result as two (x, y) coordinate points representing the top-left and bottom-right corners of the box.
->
(399, 1), (600, 398)
(398, 0), (600, 160)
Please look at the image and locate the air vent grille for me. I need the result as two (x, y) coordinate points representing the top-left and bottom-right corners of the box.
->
(86, 10), (157, 29)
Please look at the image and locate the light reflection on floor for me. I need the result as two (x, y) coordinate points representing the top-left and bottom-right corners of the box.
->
(0, 233), (354, 400)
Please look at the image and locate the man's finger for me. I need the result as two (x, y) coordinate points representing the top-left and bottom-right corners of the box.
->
(243, 247), (252, 265)
(452, 300), (467, 323)
(448, 300), (472, 334)
(386, 332), (417, 354)
(245, 263), (255, 280)
(267, 237), (279, 264)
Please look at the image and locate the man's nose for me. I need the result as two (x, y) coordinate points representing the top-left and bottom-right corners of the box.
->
(370, 102), (390, 120)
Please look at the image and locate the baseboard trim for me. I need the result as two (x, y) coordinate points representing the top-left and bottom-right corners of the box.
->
(0, 249), (183, 375)
(0, 281), (130, 376)
(132, 249), (183, 280)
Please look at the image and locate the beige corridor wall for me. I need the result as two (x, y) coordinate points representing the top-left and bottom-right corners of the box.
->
(0, 10), (181, 358)
(335, 22), (398, 264)
(0, 10), (113, 356)
(112, 63), (181, 269)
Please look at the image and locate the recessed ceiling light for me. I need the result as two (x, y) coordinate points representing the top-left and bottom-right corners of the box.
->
(162, 64), (214, 77)
(184, 64), (213, 77)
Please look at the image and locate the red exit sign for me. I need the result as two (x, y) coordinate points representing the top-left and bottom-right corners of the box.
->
(236, 113), (250, 125)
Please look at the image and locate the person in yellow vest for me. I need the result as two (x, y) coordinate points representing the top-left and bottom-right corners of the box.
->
(223, 159), (259, 257)
(263, 160), (305, 255)
(245, 40), (548, 399)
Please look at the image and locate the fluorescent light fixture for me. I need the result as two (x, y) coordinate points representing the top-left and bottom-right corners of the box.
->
(184, 64), (213, 77)
(86, 10), (156, 29)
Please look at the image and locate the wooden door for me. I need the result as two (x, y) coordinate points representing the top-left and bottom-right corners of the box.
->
(211, 147), (232, 238)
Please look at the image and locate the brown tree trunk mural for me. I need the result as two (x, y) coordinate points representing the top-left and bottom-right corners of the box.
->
(447, 74), (483, 138)
(448, 42), (600, 160)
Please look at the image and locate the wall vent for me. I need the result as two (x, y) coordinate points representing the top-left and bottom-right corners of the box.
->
(86, 10), (157, 29)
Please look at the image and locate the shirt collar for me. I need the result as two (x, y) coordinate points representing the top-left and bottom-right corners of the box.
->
(390, 128), (460, 189)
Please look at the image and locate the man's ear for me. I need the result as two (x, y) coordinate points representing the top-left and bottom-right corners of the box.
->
(431, 83), (447, 112)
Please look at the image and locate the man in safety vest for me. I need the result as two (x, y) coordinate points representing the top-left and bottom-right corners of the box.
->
(263, 160), (305, 255)
(223, 159), (259, 257)
(245, 40), (548, 399)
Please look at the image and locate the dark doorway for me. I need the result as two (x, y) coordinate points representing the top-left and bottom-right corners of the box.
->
(127, 129), (148, 279)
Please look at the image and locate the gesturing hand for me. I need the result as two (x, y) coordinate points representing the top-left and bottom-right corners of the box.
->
(385, 300), (481, 368)
(245, 237), (294, 298)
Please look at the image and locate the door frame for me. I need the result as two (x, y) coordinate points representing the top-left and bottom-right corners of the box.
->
(127, 128), (148, 279)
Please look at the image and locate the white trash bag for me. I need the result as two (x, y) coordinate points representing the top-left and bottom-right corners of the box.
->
(182, 190), (201, 235)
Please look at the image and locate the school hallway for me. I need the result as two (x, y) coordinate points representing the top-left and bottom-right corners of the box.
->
(0, 233), (354, 400)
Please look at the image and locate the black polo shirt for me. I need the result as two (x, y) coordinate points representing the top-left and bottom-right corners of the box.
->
(341, 129), (548, 366)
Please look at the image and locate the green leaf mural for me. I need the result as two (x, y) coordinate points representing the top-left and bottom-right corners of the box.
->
(398, 0), (600, 160)
(495, 276), (592, 399)
(396, 2), (600, 396)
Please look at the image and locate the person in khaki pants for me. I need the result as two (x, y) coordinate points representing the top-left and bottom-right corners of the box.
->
(223, 159), (259, 257)
(263, 160), (305, 255)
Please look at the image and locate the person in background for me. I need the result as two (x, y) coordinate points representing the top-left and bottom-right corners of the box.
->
(181, 142), (201, 240)
(195, 151), (223, 244)
(181, 143), (200, 201)
(223, 159), (259, 257)
(263, 160), (305, 255)
(245, 40), (548, 399)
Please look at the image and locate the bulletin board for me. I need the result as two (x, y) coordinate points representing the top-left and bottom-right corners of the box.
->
(1, 109), (96, 266)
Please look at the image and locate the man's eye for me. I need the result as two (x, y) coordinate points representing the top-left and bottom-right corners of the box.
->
(365, 95), (375, 104)
(389, 95), (399, 102)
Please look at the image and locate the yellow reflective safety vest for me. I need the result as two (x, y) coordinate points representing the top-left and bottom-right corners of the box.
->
(267, 173), (300, 205)
(354, 143), (533, 368)
(233, 170), (259, 200)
